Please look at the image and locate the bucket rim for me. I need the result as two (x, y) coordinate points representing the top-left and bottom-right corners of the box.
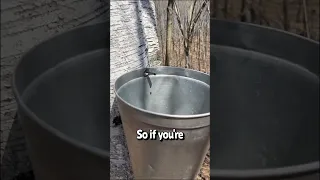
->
(115, 66), (210, 119)
(211, 18), (320, 45)
(12, 21), (110, 158)
(210, 161), (319, 178)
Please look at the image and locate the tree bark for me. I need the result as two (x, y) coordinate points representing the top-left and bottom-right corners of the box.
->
(165, 0), (174, 66)
(283, 0), (289, 31)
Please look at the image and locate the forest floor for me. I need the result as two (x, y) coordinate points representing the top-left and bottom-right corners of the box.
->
(197, 151), (210, 180)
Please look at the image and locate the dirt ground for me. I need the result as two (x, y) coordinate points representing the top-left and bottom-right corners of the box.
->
(197, 151), (210, 180)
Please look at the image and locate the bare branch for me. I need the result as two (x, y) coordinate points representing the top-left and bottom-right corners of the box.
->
(188, 0), (198, 29)
(173, 1), (185, 39)
(189, 0), (209, 40)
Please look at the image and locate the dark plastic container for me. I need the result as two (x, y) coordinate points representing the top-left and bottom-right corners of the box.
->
(13, 22), (110, 180)
(211, 19), (319, 179)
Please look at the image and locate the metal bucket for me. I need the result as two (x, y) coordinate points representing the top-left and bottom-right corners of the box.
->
(13, 22), (110, 180)
(115, 66), (210, 179)
(211, 19), (319, 179)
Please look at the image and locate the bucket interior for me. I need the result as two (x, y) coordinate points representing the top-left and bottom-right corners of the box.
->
(117, 74), (210, 116)
(211, 45), (319, 170)
(210, 20), (319, 175)
(21, 49), (110, 151)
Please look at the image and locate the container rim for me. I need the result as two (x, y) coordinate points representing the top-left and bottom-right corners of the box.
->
(211, 162), (319, 179)
(211, 18), (320, 45)
(210, 19), (319, 178)
(12, 21), (110, 158)
(115, 66), (210, 119)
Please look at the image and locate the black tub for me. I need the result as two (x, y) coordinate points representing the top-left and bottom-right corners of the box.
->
(211, 19), (319, 179)
(13, 22), (110, 180)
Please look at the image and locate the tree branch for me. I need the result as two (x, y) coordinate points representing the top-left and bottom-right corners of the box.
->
(189, 0), (209, 40)
(173, 1), (186, 39)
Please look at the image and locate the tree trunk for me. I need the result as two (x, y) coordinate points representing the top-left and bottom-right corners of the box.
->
(198, 31), (201, 71)
(213, 0), (223, 18)
(179, 36), (182, 67)
(224, 0), (229, 18)
(282, 0), (289, 31)
(184, 43), (191, 68)
(165, 0), (174, 66)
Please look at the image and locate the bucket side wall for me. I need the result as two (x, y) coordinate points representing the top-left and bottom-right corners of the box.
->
(16, 108), (110, 180)
(118, 100), (210, 179)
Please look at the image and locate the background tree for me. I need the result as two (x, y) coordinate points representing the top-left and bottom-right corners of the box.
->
(165, 0), (174, 66)
(173, 0), (209, 68)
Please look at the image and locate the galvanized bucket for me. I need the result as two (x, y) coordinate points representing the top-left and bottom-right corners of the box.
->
(115, 66), (210, 179)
